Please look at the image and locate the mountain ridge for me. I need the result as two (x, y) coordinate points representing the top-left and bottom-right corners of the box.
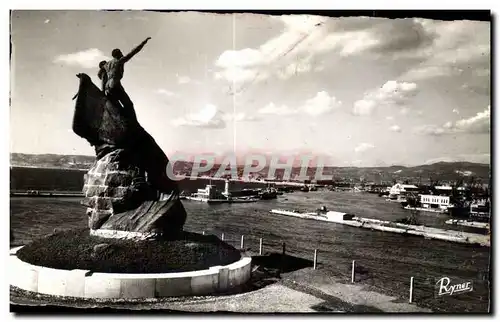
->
(9, 153), (490, 183)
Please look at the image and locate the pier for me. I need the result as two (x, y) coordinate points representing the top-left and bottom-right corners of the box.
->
(184, 196), (258, 204)
(269, 209), (490, 247)
(10, 191), (83, 198)
(445, 219), (490, 230)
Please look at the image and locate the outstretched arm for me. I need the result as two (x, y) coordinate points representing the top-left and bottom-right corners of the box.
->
(121, 37), (151, 63)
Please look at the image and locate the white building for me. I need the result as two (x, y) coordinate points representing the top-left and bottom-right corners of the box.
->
(420, 195), (450, 210)
(389, 183), (419, 199)
(194, 185), (218, 199)
(434, 185), (453, 196)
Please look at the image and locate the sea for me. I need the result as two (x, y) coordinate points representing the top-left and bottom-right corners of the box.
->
(10, 186), (490, 313)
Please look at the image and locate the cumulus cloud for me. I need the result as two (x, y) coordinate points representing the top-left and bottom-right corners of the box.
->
(258, 103), (298, 116)
(219, 16), (448, 79)
(353, 80), (418, 116)
(53, 48), (109, 69)
(214, 15), (489, 95)
(353, 100), (375, 116)
(455, 105), (490, 132)
(386, 116), (395, 121)
(389, 125), (402, 132)
(172, 104), (226, 128)
(223, 112), (261, 122)
(156, 89), (175, 96)
(257, 91), (341, 117)
(416, 105), (490, 135)
(177, 75), (191, 84)
(424, 153), (490, 165)
(214, 15), (327, 85)
(354, 143), (375, 153)
(215, 15), (433, 87)
(400, 19), (490, 81)
(400, 107), (410, 115)
(301, 91), (341, 116)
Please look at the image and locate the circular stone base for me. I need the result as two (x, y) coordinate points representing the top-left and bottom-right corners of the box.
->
(10, 229), (252, 299)
(16, 229), (240, 273)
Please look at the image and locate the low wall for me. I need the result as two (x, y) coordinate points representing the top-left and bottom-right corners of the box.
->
(9, 246), (252, 299)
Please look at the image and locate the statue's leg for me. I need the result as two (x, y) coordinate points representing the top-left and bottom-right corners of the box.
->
(114, 86), (137, 121)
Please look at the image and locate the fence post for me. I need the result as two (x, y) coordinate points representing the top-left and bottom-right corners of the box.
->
(409, 276), (414, 303)
(280, 242), (286, 274)
(259, 238), (263, 255)
(240, 235), (245, 249)
(221, 233), (225, 241)
(313, 249), (318, 270)
(351, 260), (355, 283)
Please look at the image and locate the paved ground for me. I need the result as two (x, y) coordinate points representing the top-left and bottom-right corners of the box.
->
(159, 269), (431, 313)
(11, 267), (431, 313)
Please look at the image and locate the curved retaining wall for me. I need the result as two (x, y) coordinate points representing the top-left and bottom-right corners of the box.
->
(9, 246), (252, 299)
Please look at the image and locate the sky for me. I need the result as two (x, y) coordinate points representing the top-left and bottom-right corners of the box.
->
(10, 10), (491, 166)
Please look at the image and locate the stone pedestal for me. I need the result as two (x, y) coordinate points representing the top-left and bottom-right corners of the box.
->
(82, 149), (186, 240)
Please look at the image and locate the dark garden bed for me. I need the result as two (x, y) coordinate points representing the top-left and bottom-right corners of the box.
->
(16, 229), (241, 274)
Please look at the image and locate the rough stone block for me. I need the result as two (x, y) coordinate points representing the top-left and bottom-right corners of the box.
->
(83, 196), (115, 210)
(88, 209), (113, 229)
(79, 144), (186, 236)
(86, 174), (107, 186)
(83, 185), (108, 198)
(104, 172), (133, 187)
(104, 186), (130, 199)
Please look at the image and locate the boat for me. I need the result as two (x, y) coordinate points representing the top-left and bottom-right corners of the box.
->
(259, 188), (278, 200)
(469, 199), (490, 223)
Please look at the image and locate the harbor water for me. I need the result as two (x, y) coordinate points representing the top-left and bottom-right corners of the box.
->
(10, 190), (490, 312)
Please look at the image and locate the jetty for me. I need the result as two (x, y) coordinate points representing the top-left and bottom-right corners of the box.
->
(445, 219), (490, 230)
(10, 191), (83, 198)
(403, 206), (447, 214)
(270, 209), (490, 247)
(184, 196), (258, 204)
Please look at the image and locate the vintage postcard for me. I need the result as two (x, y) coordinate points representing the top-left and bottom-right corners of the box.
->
(9, 9), (491, 314)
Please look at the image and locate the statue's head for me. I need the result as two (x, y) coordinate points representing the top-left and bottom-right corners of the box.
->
(112, 49), (123, 59)
(98, 60), (107, 69)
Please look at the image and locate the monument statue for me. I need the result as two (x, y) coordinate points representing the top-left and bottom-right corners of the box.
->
(72, 38), (187, 240)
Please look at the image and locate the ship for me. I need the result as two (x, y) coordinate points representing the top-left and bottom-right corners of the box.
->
(469, 199), (491, 223)
(258, 187), (278, 200)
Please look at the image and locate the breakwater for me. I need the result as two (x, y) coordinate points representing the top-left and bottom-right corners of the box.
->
(270, 209), (490, 247)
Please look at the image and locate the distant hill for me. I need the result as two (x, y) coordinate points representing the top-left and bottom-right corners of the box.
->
(10, 153), (95, 170)
(9, 153), (490, 184)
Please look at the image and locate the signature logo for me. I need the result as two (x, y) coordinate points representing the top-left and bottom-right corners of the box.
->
(435, 277), (473, 296)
